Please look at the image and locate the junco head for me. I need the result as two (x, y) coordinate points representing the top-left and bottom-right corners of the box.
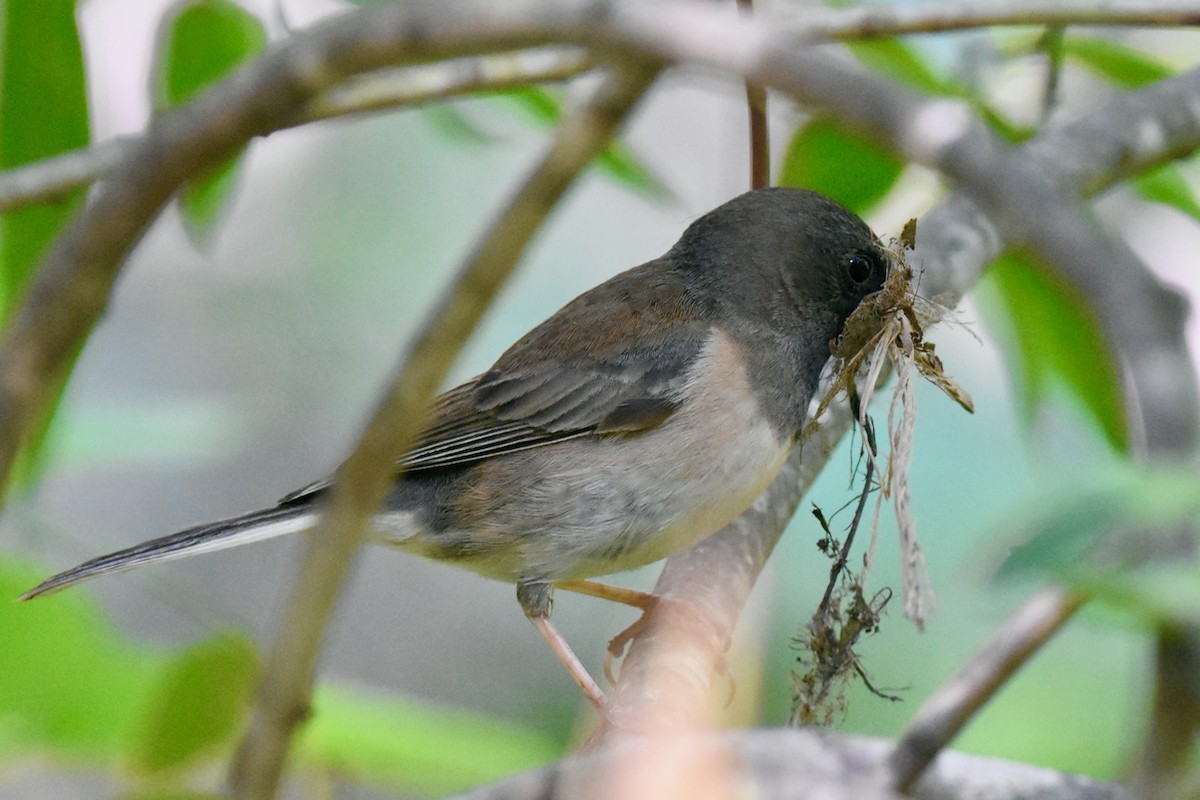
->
(22, 187), (889, 708)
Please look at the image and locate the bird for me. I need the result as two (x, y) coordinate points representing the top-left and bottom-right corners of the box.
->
(21, 187), (890, 709)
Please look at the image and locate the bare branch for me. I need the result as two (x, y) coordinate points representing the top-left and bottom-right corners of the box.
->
(601, 56), (1200, 784)
(0, 49), (591, 214)
(304, 48), (591, 122)
(2, 1), (1196, 215)
(795, 0), (1200, 41)
(736, 0), (770, 189)
(451, 728), (1126, 800)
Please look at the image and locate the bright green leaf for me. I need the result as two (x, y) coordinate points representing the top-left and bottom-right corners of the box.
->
(297, 684), (561, 796)
(153, 0), (266, 240)
(0, 556), (158, 759)
(154, 1), (266, 109)
(0, 0), (92, 487)
(977, 251), (1128, 451)
(597, 143), (666, 197)
(497, 86), (562, 126)
(126, 633), (258, 776)
(0, 0), (90, 307)
(179, 157), (242, 243)
(779, 118), (904, 214)
(1062, 37), (1172, 88)
(1134, 163), (1200, 223)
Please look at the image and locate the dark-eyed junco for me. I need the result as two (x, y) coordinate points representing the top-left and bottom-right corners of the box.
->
(22, 187), (889, 708)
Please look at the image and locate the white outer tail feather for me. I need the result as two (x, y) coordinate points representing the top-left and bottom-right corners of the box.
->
(20, 508), (319, 600)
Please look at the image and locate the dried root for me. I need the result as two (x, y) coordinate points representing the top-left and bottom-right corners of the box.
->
(791, 220), (974, 724)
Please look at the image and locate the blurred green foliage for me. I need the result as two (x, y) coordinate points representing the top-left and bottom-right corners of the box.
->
(0, 554), (560, 795)
(976, 251), (1128, 452)
(0, 0), (90, 486)
(2, 3), (1200, 797)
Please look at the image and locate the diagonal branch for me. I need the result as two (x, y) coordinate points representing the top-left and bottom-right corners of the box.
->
(228, 61), (661, 799)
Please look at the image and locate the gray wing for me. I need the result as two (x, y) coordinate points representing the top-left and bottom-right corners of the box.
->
(280, 261), (710, 506)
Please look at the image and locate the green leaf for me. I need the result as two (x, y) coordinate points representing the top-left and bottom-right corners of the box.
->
(0, 0), (92, 488)
(997, 466), (1200, 629)
(178, 157), (242, 242)
(126, 633), (258, 776)
(0, 0), (90, 306)
(998, 467), (1200, 580)
(977, 251), (1128, 451)
(297, 685), (560, 796)
(1062, 37), (1173, 88)
(153, 0), (266, 240)
(0, 556), (158, 759)
(1133, 163), (1200, 223)
(779, 118), (904, 214)
(845, 39), (950, 96)
(154, 1), (266, 109)
(498, 86), (562, 126)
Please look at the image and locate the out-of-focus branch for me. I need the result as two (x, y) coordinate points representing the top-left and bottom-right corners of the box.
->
(880, 588), (1089, 793)
(304, 48), (591, 121)
(2, 1), (1194, 215)
(229, 62), (661, 799)
(0, 49), (591, 213)
(736, 0), (770, 189)
(794, 0), (1200, 41)
(451, 728), (1126, 800)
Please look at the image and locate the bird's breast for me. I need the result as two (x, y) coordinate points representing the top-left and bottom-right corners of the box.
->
(381, 330), (794, 583)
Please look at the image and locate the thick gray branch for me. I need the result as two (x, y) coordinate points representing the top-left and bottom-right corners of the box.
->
(451, 729), (1126, 800)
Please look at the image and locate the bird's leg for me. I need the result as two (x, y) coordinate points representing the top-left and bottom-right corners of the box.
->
(516, 581), (607, 711)
(555, 579), (663, 685)
(554, 579), (659, 611)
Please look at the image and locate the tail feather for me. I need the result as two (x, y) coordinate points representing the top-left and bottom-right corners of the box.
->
(19, 506), (318, 601)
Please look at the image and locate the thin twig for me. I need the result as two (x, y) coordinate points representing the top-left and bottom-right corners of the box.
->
(818, 413), (875, 615)
(878, 587), (1088, 793)
(304, 47), (591, 121)
(228, 62), (661, 799)
(736, 0), (770, 189)
(795, 0), (1200, 42)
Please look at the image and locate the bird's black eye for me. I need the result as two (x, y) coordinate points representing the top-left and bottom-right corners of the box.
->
(844, 252), (877, 284)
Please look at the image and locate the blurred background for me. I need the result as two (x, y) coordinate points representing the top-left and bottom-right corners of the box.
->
(4, 0), (1200, 797)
